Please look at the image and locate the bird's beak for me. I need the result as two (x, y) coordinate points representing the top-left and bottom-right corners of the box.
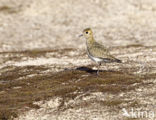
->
(79, 34), (83, 37)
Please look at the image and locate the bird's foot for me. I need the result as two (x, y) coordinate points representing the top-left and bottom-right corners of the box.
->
(96, 70), (99, 76)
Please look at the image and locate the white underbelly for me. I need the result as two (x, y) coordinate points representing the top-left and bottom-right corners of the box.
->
(86, 47), (103, 63)
(87, 52), (103, 63)
(91, 56), (103, 63)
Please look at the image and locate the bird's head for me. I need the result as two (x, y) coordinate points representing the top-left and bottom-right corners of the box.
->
(79, 28), (93, 39)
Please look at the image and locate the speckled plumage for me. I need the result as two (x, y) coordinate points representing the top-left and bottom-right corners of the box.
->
(87, 41), (118, 63)
(81, 28), (121, 75)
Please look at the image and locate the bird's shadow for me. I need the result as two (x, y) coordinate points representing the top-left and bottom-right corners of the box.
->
(75, 66), (106, 74)
(64, 66), (117, 74)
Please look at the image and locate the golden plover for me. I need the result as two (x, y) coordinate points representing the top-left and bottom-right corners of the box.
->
(80, 28), (121, 75)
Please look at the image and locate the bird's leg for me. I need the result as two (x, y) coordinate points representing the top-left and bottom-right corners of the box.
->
(97, 63), (101, 75)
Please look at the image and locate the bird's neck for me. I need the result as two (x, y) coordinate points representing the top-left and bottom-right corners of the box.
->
(86, 36), (95, 45)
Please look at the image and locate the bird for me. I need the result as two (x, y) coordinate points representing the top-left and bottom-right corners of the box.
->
(79, 28), (122, 75)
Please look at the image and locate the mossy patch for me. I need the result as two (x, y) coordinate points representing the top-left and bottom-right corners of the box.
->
(0, 65), (155, 119)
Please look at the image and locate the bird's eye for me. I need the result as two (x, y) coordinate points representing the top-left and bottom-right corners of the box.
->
(86, 31), (88, 34)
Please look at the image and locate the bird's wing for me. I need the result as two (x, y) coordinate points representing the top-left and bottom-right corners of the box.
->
(88, 42), (117, 61)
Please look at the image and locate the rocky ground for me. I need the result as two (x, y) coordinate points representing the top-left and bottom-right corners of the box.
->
(0, 0), (156, 120)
